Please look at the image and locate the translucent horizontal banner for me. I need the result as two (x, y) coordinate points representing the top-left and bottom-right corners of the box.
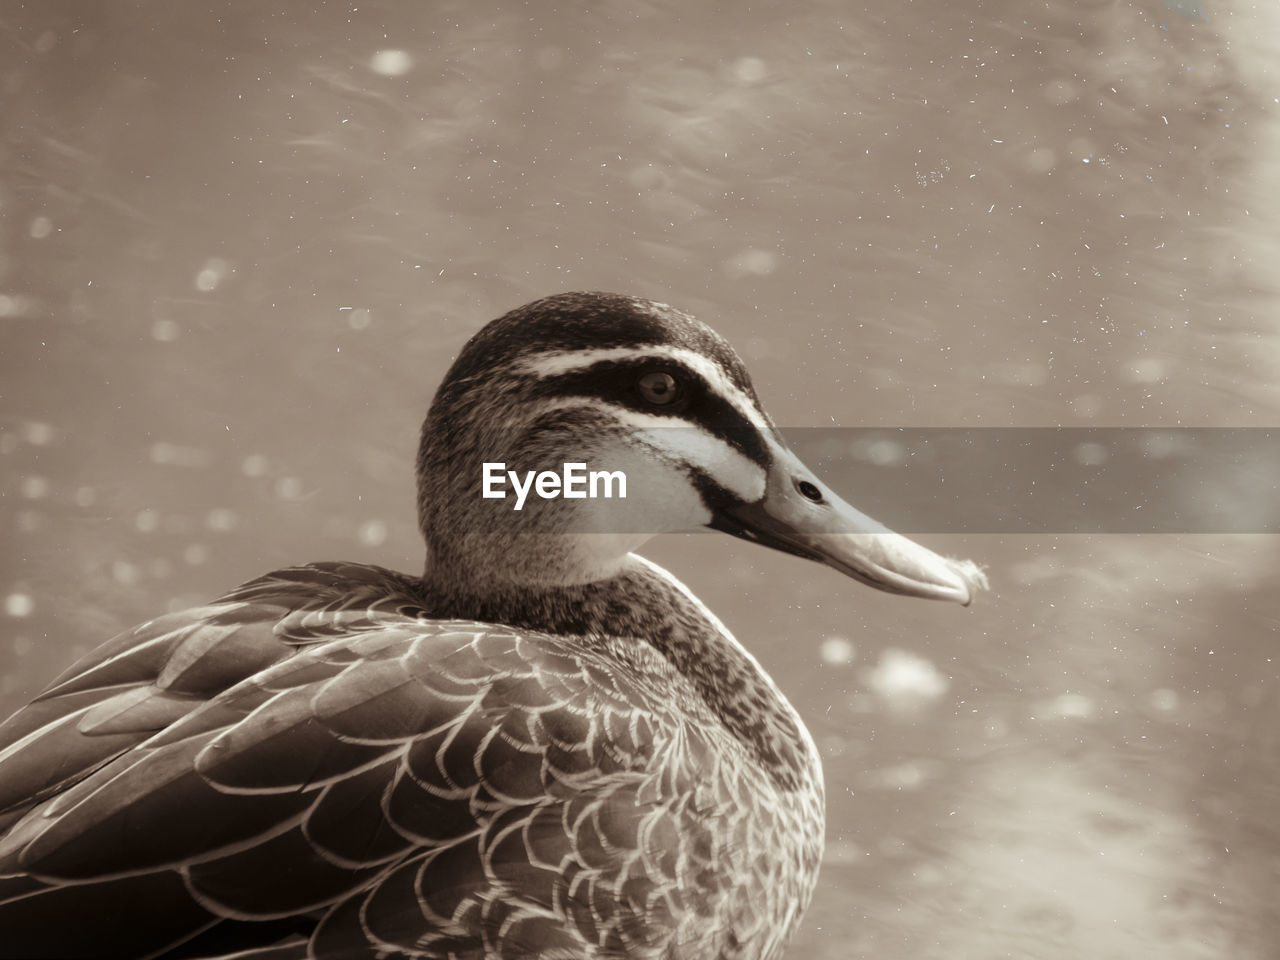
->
(788, 427), (1279, 533)
(446, 428), (1280, 534)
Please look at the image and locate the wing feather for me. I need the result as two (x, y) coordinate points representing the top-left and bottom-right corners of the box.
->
(0, 563), (735, 958)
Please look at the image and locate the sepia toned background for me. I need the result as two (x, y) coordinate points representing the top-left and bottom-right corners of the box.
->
(2, 1), (1278, 956)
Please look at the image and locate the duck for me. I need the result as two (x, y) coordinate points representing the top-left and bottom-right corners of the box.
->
(0, 292), (986, 960)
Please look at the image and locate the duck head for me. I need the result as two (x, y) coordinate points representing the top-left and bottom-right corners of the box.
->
(417, 292), (986, 602)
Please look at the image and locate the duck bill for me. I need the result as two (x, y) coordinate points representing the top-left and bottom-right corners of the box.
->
(710, 449), (986, 605)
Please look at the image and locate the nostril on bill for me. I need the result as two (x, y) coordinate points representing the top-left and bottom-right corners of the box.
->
(795, 479), (824, 503)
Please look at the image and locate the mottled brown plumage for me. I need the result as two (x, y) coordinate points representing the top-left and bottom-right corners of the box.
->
(0, 293), (984, 959)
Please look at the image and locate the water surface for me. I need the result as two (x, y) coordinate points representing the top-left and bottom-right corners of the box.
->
(2, 2), (1277, 956)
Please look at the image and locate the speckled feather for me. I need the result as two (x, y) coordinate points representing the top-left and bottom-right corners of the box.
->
(0, 560), (821, 959)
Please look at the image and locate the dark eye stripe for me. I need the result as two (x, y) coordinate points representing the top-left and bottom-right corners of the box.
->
(524, 360), (770, 467)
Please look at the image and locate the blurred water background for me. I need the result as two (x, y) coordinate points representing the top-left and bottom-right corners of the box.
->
(2, 1), (1278, 956)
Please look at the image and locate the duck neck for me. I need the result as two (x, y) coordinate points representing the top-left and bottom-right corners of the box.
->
(419, 554), (816, 790)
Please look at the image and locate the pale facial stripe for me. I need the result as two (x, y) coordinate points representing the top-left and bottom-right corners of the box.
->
(518, 396), (767, 504)
(515, 346), (773, 438)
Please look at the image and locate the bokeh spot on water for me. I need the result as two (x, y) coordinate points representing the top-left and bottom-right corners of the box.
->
(4, 592), (34, 619)
(194, 258), (232, 292)
(864, 648), (949, 708)
(369, 49), (413, 77)
(820, 635), (857, 665)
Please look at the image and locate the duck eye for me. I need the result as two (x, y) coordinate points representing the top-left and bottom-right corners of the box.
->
(637, 371), (680, 405)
